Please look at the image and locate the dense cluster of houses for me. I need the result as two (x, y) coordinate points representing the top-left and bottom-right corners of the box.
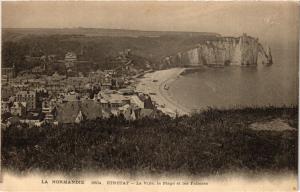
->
(1, 52), (159, 129)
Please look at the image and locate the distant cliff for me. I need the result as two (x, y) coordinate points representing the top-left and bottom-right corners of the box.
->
(162, 33), (273, 67)
(3, 28), (221, 72)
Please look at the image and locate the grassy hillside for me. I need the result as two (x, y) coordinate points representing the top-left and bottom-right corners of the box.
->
(2, 106), (297, 175)
(2, 28), (220, 72)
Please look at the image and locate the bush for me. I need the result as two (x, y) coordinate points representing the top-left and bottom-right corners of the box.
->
(1, 106), (298, 175)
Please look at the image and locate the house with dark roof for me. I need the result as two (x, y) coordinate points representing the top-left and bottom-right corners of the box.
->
(56, 100), (102, 124)
(138, 94), (155, 109)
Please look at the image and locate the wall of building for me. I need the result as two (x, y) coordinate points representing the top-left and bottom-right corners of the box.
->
(15, 91), (36, 111)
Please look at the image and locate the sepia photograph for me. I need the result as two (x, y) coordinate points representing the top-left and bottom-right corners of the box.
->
(0, 1), (299, 191)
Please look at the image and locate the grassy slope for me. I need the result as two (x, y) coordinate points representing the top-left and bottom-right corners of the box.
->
(1, 106), (298, 175)
(2, 29), (220, 71)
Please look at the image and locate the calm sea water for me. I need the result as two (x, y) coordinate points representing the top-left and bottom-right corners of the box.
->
(170, 47), (298, 111)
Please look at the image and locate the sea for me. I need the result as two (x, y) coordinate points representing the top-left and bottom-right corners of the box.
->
(169, 47), (299, 111)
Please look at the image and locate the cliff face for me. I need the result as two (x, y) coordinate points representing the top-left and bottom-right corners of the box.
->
(162, 34), (273, 67)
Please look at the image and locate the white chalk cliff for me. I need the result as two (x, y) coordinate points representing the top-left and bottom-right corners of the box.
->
(163, 33), (273, 66)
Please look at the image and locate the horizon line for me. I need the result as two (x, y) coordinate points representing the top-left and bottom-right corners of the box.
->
(2, 26), (222, 34)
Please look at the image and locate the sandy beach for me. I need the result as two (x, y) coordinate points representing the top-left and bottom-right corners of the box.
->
(135, 68), (191, 117)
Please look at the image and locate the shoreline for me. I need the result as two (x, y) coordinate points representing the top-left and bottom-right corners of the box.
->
(135, 68), (191, 117)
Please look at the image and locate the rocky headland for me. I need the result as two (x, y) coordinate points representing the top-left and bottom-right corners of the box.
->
(162, 33), (273, 67)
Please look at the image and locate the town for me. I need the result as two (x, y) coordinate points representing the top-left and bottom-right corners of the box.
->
(1, 50), (162, 129)
(1, 3), (298, 190)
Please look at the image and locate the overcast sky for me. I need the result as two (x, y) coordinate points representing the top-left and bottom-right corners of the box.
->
(2, 1), (299, 45)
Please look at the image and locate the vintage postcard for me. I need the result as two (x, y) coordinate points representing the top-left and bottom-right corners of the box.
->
(0, 1), (299, 191)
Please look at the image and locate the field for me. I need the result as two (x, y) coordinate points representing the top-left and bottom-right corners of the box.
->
(1, 106), (298, 176)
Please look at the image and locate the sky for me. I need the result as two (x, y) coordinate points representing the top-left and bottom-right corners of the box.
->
(2, 1), (299, 45)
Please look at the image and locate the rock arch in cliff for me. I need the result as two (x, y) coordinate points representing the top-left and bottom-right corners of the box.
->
(162, 34), (273, 67)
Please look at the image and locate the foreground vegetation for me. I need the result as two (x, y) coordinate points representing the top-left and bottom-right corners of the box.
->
(2, 106), (298, 175)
